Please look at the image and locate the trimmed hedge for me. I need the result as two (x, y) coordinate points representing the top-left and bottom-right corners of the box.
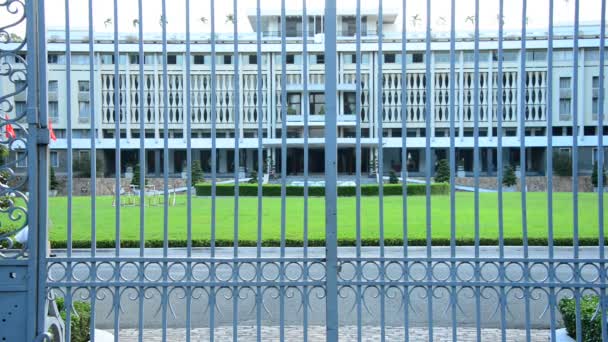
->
(50, 237), (606, 249)
(194, 183), (449, 197)
(559, 295), (604, 342)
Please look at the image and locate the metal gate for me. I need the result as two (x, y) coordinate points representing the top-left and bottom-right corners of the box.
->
(1, 0), (607, 341)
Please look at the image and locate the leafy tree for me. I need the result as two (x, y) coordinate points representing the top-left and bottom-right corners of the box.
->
(248, 170), (258, 184)
(191, 160), (205, 185)
(591, 161), (606, 188)
(502, 165), (517, 187)
(434, 159), (450, 183)
(389, 170), (399, 184)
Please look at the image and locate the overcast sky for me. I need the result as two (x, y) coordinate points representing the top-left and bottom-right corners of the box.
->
(1, 0), (605, 37)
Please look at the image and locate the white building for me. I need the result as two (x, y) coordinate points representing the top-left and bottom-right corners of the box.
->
(3, 9), (606, 179)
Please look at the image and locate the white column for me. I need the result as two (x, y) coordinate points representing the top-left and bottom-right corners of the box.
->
(430, 52), (435, 140)
(95, 53), (103, 142)
(153, 53), (160, 141)
(246, 149), (254, 173)
(516, 52), (523, 141)
(578, 49), (585, 141)
(458, 51), (464, 140)
(219, 149), (228, 173)
(182, 53), (188, 142)
(487, 52), (493, 139)
(125, 53), (132, 141)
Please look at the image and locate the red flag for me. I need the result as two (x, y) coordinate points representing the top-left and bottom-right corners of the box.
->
(5, 114), (16, 139)
(48, 119), (57, 142)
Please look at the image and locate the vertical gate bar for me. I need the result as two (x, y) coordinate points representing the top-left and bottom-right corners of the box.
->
(324, 0), (339, 339)
(87, 0), (97, 339)
(64, 0), (73, 338)
(232, 1), (240, 339)
(400, 1), (410, 340)
(376, 1), (386, 340)
(496, 0), (507, 340)
(448, 0), (457, 340)
(546, 1), (557, 341)
(472, 1), (481, 340)
(302, 1), (310, 340)
(112, 1), (121, 340)
(185, 0), (192, 340)
(255, 0), (263, 340)
(355, 0), (363, 340)
(598, 2), (607, 342)
(136, 0), (145, 338)
(210, 0), (217, 338)
(597, 0), (608, 341)
(517, 1), (531, 340)
(279, 0), (287, 340)
(424, 0), (433, 340)
(571, 1), (582, 341)
(161, 0), (170, 340)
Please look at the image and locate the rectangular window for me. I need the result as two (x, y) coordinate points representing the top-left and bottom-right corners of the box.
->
(79, 150), (90, 161)
(287, 93), (301, 115)
(167, 54), (177, 65)
(341, 16), (356, 36)
(193, 55), (206, 65)
(526, 50), (547, 62)
(343, 92), (357, 115)
(593, 76), (600, 119)
(71, 53), (89, 65)
(248, 54), (257, 65)
(554, 49), (573, 62)
(286, 54), (295, 64)
(384, 53), (396, 64)
(48, 53), (66, 64)
(559, 77), (571, 120)
(435, 53), (450, 63)
(492, 51), (519, 62)
(79, 101), (90, 121)
(100, 54), (114, 64)
(309, 92), (325, 115)
(222, 55), (232, 65)
(310, 54), (324, 64)
(48, 80), (58, 92)
(144, 54), (156, 64)
(15, 101), (26, 116)
(16, 151), (27, 167)
(412, 53), (424, 63)
(129, 54), (140, 65)
(50, 151), (59, 167)
(78, 80), (89, 92)
(49, 101), (59, 121)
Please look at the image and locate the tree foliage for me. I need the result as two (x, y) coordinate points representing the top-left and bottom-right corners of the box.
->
(434, 159), (450, 183)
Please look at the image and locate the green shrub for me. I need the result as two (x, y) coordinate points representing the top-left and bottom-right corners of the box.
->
(50, 167), (59, 190)
(434, 159), (450, 183)
(558, 295), (604, 342)
(131, 163), (148, 187)
(503, 165), (517, 187)
(248, 170), (258, 184)
(389, 170), (399, 184)
(553, 151), (573, 177)
(195, 183), (449, 197)
(591, 161), (606, 188)
(55, 297), (91, 342)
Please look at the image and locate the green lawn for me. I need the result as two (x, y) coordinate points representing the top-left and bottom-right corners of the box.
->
(41, 192), (608, 247)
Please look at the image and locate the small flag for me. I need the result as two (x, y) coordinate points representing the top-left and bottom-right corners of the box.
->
(5, 114), (16, 139)
(49, 119), (57, 142)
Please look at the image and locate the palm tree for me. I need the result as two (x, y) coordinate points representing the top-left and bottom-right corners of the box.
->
(436, 16), (447, 27)
(225, 14), (234, 24)
(410, 14), (421, 28)
(200, 17), (208, 24)
(496, 14), (505, 26)
(132, 19), (139, 28)
(104, 18), (112, 28)
(465, 16), (475, 26)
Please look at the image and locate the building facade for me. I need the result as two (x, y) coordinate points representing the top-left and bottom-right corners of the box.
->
(2, 10), (606, 179)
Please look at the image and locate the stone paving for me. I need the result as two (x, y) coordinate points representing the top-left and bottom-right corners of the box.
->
(115, 326), (551, 341)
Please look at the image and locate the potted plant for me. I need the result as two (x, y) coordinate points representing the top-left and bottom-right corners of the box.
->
(591, 161), (606, 192)
(49, 167), (59, 197)
(457, 158), (465, 177)
(502, 165), (517, 192)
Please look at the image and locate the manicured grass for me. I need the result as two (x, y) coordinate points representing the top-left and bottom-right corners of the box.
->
(41, 192), (608, 247)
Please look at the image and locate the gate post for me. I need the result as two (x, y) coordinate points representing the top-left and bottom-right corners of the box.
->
(324, 0), (339, 340)
(27, 0), (51, 340)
